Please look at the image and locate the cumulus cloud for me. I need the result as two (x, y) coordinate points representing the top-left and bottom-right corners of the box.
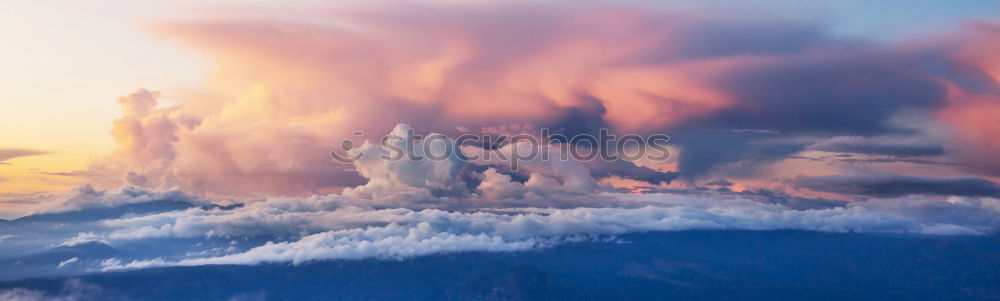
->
(51, 0), (997, 193)
(102, 1), (741, 194)
(457, 141), (619, 208)
(75, 3), (736, 191)
(96, 88), (365, 196)
(342, 124), (468, 207)
(106, 88), (183, 189)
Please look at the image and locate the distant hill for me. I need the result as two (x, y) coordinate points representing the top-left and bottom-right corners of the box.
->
(0, 241), (121, 281)
(3, 231), (1000, 300)
(5, 200), (196, 225)
(0, 200), (244, 279)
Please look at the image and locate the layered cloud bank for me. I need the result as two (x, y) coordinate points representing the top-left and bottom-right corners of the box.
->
(3, 124), (998, 277)
(5, 122), (1000, 275)
(5, 184), (995, 274)
(64, 1), (1000, 200)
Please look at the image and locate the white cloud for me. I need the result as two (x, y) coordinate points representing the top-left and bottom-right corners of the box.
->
(0, 288), (49, 301)
(14, 124), (1000, 274)
(61, 233), (106, 247)
(464, 142), (601, 196)
(95, 193), (993, 271)
(28, 184), (198, 215)
(57, 257), (79, 269)
(342, 124), (468, 207)
(0, 279), (104, 301)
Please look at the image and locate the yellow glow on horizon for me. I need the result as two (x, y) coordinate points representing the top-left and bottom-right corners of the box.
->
(0, 155), (86, 191)
(0, 1), (209, 199)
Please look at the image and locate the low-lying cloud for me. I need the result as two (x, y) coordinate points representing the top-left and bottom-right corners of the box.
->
(790, 169), (1000, 198)
(94, 192), (997, 270)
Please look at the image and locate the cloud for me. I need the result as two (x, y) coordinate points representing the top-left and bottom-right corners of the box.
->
(0, 148), (49, 164)
(461, 141), (607, 206)
(704, 179), (734, 187)
(0, 279), (106, 301)
(342, 124), (468, 207)
(32, 170), (89, 177)
(806, 136), (945, 157)
(99, 2), (803, 192)
(26, 183), (199, 215)
(583, 159), (678, 185)
(0, 168), (994, 276)
(67, 190), (992, 244)
(672, 130), (806, 178)
(8, 1), (1000, 278)
(704, 50), (947, 136)
(96, 193), (996, 270)
(95, 88), (365, 196)
(101, 88), (181, 189)
(636, 186), (848, 210)
(472, 166), (598, 205)
(0, 288), (47, 301)
(862, 196), (1000, 230)
(790, 169), (1000, 198)
(45, 0), (994, 193)
(57, 257), (79, 269)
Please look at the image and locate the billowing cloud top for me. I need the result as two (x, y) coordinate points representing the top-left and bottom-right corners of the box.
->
(74, 1), (999, 199)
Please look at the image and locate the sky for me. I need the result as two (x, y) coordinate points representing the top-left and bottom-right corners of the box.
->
(0, 0), (998, 217)
(3, 0), (1000, 287)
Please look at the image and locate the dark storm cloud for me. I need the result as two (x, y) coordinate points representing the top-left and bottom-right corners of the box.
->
(707, 50), (947, 135)
(790, 169), (1000, 198)
(672, 131), (806, 179)
(704, 179), (734, 187)
(584, 159), (678, 185)
(668, 48), (952, 177)
(658, 23), (956, 178)
(543, 94), (612, 137)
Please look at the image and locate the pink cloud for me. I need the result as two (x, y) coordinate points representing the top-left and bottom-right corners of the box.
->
(88, 2), (1000, 200)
